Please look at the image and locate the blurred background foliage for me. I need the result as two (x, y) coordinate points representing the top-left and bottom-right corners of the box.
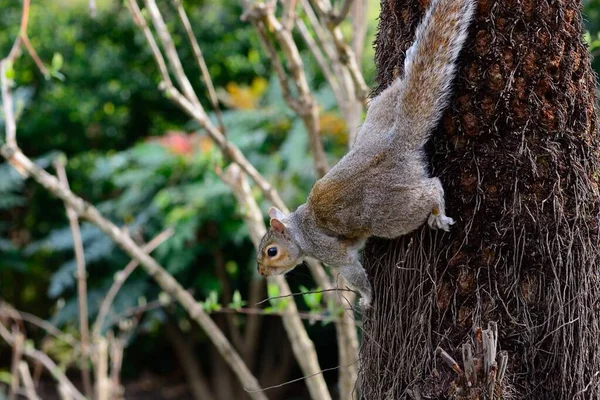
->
(0, 0), (598, 394)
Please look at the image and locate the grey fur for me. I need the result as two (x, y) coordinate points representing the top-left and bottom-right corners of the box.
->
(257, 0), (476, 308)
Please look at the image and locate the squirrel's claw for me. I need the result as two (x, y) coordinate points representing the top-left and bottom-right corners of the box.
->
(428, 212), (455, 232)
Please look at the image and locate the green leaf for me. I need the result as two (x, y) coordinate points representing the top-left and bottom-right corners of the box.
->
(0, 371), (12, 385)
(3, 61), (14, 80)
(229, 290), (247, 310)
(300, 286), (322, 310)
(51, 52), (64, 72)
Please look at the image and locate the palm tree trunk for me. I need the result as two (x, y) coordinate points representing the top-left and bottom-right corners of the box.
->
(359, 0), (600, 398)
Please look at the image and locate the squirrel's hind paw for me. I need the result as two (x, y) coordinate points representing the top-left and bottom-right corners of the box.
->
(428, 212), (455, 232)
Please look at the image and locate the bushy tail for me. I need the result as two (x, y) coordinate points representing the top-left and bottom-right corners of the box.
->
(398, 0), (476, 147)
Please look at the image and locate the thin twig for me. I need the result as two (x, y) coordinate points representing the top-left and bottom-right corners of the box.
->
(0, 322), (86, 400)
(127, 0), (286, 210)
(329, 0), (354, 26)
(221, 163), (332, 400)
(1, 60), (17, 149)
(9, 330), (24, 400)
(21, 35), (49, 78)
(281, 0), (298, 30)
(0, 144), (267, 399)
(54, 158), (93, 400)
(93, 228), (174, 337)
(126, 0), (173, 87)
(242, 1), (329, 178)
(172, 0), (226, 135)
(0, 303), (79, 348)
(255, 287), (356, 305)
(144, 0), (201, 107)
(89, 0), (97, 18)
(244, 359), (359, 394)
(95, 337), (109, 400)
(296, 18), (341, 98)
(18, 361), (40, 400)
(108, 334), (124, 399)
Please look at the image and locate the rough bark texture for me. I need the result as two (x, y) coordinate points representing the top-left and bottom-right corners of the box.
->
(359, 0), (600, 399)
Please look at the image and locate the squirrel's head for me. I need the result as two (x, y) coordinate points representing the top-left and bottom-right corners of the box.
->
(257, 207), (303, 277)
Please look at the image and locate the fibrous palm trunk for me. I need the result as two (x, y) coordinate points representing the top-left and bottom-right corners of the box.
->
(359, 0), (600, 398)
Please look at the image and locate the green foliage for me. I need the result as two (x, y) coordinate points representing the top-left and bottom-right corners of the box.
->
(228, 290), (247, 310)
(5, 0), (599, 385)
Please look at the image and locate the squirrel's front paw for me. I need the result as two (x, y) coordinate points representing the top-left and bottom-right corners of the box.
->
(358, 296), (372, 309)
(428, 209), (455, 232)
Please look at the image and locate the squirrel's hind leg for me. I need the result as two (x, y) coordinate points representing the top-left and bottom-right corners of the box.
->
(426, 177), (455, 232)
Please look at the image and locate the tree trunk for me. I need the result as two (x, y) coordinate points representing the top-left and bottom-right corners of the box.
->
(359, 0), (600, 399)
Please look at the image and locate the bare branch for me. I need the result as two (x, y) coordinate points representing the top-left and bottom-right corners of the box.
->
(0, 303), (79, 349)
(93, 228), (174, 337)
(1, 60), (18, 149)
(144, 0), (201, 107)
(9, 330), (24, 400)
(281, 0), (298, 31)
(350, 0), (367, 59)
(221, 163), (332, 400)
(126, 0), (172, 87)
(296, 19), (341, 101)
(89, 0), (97, 18)
(306, 0), (368, 103)
(254, 287), (356, 306)
(161, 82), (286, 209)
(18, 362), (40, 400)
(54, 158), (93, 400)
(21, 35), (49, 78)
(242, 1), (329, 178)
(127, 2), (286, 209)
(0, 322), (85, 400)
(0, 143), (267, 399)
(329, 0), (354, 27)
(94, 337), (109, 400)
(172, 0), (226, 135)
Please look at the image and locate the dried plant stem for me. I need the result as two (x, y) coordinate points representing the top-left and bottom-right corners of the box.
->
(0, 143), (267, 400)
(307, 0), (367, 102)
(19, 361), (40, 400)
(95, 337), (109, 400)
(0, 304), (79, 349)
(165, 321), (216, 400)
(1, 60), (17, 149)
(8, 330), (24, 400)
(108, 334), (124, 400)
(126, 0), (285, 210)
(54, 159), (93, 400)
(0, 322), (85, 400)
(222, 163), (332, 400)
(93, 228), (174, 337)
(241, 1), (329, 178)
(299, 0), (363, 143)
(144, 0), (201, 107)
(172, 0), (226, 135)
(329, 0), (354, 26)
(89, 0), (97, 18)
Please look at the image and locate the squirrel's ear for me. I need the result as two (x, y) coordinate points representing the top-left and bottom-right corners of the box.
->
(270, 218), (286, 234)
(268, 207), (286, 220)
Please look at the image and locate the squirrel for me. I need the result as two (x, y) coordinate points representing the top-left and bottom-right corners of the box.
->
(257, 0), (475, 308)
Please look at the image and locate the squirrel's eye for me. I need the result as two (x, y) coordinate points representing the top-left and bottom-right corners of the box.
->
(267, 247), (278, 257)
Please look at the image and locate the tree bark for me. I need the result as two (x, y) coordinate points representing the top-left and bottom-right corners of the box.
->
(359, 0), (600, 399)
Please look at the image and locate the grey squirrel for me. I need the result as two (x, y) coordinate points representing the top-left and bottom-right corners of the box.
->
(257, 0), (475, 308)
